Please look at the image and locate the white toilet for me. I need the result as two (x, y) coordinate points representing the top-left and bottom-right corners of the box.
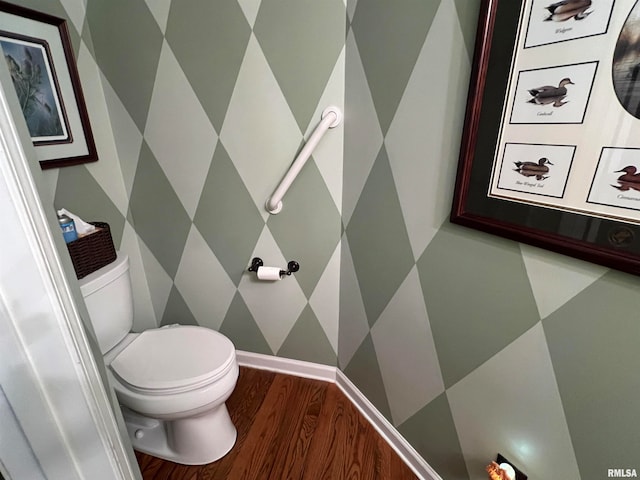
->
(79, 252), (239, 465)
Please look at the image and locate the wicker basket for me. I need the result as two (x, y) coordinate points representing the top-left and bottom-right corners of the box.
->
(66, 222), (116, 279)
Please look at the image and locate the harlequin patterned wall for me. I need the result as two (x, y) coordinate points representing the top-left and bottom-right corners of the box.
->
(341, 1), (640, 479)
(39, 0), (346, 365)
(8, 0), (640, 478)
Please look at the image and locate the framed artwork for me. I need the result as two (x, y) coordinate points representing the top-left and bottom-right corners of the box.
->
(0, 1), (97, 169)
(451, 0), (640, 275)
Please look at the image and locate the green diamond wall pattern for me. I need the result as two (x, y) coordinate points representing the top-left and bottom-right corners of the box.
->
(9, 0), (640, 479)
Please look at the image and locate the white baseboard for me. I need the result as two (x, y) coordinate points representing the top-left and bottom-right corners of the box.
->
(335, 370), (442, 480)
(235, 351), (336, 383)
(235, 351), (441, 480)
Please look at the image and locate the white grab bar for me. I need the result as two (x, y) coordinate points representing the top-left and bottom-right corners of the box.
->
(266, 106), (342, 214)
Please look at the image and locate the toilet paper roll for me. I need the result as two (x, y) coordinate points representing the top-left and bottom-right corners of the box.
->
(256, 266), (282, 281)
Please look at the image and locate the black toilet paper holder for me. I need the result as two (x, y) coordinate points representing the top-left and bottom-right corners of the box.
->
(248, 257), (300, 277)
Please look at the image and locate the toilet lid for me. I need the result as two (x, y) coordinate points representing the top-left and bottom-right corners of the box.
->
(110, 326), (235, 394)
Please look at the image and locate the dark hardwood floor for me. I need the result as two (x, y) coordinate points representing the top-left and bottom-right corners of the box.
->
(135, 367), (418, 479)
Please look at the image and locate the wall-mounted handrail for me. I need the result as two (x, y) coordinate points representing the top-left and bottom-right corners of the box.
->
(266, 106), (342, 214)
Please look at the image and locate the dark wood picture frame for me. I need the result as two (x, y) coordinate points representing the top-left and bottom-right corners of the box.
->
(0, 1), (97, 169)
(451, 0), (640, 276)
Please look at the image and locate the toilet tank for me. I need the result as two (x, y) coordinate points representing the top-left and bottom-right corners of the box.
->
(78, 253), (133, 354)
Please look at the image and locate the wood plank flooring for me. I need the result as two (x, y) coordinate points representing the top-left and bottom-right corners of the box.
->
(135, 367), (417, 479)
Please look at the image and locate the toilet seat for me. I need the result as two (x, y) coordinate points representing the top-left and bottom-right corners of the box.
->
(110, 326), (235, 396)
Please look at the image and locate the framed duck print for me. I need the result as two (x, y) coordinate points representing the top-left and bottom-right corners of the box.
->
(508, 61), (598, 124)
(524, 0), (615, 48)
(451, 0), (640, 275)
(495, 142), (576, 198)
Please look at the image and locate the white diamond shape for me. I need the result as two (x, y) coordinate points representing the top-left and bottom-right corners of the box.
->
(521, 244), (606, 319)
(385, 1), (471, 261)
(220, 34), (302, 219)
(347, 0), (358, 22)
(144, 41), (217, 219)
(343, 30), (383, 225)
(237, 0), (262, 28)
(174, 226), (237, 330)
(337, 234), (369, 368)
(307, 46), (345, 215)
(120, 221), (157, 331)
(137, 237), (173, 323)
(100, 72), (143, 199)
(145, 0), (172, 33)
(447, 324), (581, 480)
(60, 0), (86, 33)
(371, 267), (444, 426)
(309, 241), (341, 354)
(77, 45), (129, 216)
(238, 225), (307, 353)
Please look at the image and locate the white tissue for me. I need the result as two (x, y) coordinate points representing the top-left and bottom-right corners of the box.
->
(256, 266), (282, 281)
(58, 208), (96, 236)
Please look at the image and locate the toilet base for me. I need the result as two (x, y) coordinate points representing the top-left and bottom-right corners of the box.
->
(122, 403), (237, 465)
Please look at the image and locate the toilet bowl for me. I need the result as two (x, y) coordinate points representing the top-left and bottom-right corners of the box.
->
(79, 253), (239, 465)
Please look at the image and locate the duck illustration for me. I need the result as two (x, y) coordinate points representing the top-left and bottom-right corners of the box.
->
(514, 158), (553, 180)
(545, 0), (592, 22)
(612, 181), (640, 192)
(614, 165), (640, 183)
(611, 166), (640, 191)
(611, 165), (640, 192)
(528, 78), (573, 107)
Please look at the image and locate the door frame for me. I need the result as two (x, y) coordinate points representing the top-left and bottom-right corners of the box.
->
(0, 60), (138, 479)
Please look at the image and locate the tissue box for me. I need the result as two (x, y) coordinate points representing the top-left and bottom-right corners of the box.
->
(66, 222), (116, 279)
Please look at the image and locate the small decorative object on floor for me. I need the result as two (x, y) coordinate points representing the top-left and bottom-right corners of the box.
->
(486, 461), (514, 480)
